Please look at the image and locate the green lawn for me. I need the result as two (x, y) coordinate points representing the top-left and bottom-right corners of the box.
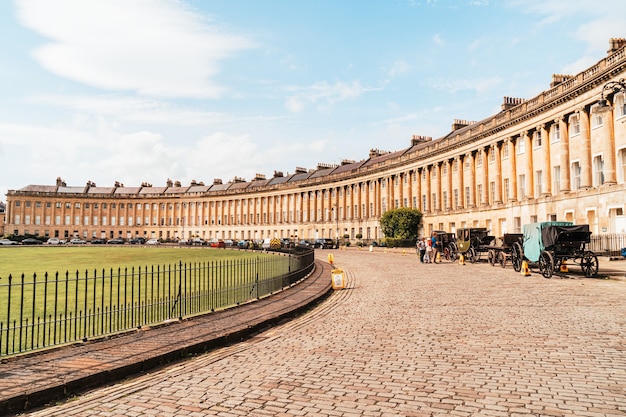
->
(0, 246), (292, 356)
(0, 246), (257, 279)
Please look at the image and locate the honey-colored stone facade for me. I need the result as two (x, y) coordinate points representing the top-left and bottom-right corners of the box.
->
(5, 40), (626, 242)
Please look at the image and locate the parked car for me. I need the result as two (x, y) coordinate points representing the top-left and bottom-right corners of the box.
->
(107, 237), (125, 245)
(129, 237), (145, 244)
(207, 238), (226, 248)
(280, 238), (295, 248)
(191, 237), (205, 246)
(146, 238), (160, 245)
(178, 239), (190, 245)
(314, 238), (336, 249)
(0, 238), (19, 245)
(21, 238), (43, 245)
(297, 239), (313, 248)
(90, 238), (106, 244)
(46, 237), (61, 245)
(69, 238), (87, 244)
(223, 239), (235, 247)
(237, 240), (249, 248)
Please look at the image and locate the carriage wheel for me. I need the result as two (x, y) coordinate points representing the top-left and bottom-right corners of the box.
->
(487, 250), (496, 266)
(511, 242), (523, 272)
(468, 247), (478, 263)
(498, 251), (507, 268)
(448, 244), (457, 262)
(581, 251), (599, 277)
(539, 251), (554, 278)
(442, 247), (451, 261)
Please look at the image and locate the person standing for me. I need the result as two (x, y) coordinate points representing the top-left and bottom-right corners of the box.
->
(425, 237), (432, 263)
(417, 238), (426, 263)
(431, 232), (438, 262)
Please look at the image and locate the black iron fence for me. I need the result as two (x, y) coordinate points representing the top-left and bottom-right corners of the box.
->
(0, 249), (315, 357)
(589, 233), (626, 257)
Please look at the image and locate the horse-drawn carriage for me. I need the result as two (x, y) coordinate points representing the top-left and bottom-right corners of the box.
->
(455, 227), (496, 263)
(432, 231), (457, 263)
(510, 222), (599, 278)
(483, 233), (524, 267)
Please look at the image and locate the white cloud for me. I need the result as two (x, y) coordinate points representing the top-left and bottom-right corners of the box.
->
(284, 81), (373, 113)
(432, 33), (445, 47)
(388, 60), (410, 78)
(15, 0), (253, 99)
(426, 76), (503, 94)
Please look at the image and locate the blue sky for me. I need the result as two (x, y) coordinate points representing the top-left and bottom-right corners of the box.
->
(1, 0), (625, 199)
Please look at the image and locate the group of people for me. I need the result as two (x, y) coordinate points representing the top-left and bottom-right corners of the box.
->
(417, 232), (438, 263)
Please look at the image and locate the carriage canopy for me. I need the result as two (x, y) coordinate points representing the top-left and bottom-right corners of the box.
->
(522, 222), (590, 262)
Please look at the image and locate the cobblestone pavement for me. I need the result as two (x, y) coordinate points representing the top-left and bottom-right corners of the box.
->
(19, 251), (626, 417)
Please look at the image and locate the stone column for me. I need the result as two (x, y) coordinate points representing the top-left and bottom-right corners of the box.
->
(456, 156), (464, 208)
(523, 130), (534, 199)
(493, 143), (502, 204)
(482, 147), (489, 205)
(414, 169), (420, 211)
(509, 138), (518, 202)
(467, 152), (476, 208)
(558, 116), (571, 192)
(446, 160), (453, 210)
(599, 103), (617, 184)
(424, 166), (431, 212)
(578, 107), (593, 188)
(540, 123), (551, 196)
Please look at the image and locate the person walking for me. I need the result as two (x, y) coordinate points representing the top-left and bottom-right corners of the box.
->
(425, 237), (432, 263)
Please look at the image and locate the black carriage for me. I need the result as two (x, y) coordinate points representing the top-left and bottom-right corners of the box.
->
(455, 227), (496, 263)
(510, 222), (599, 278)
(482, 233), (524, 267)
(431, 231), (458, 263)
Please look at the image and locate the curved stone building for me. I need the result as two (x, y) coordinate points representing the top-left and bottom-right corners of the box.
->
(5, 39), (626, 243)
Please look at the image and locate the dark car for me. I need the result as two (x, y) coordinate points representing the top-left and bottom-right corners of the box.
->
(314, 238), (335, 249)
(21, 238), (43, 245)
(107, 237), (125, 245)
(129, 237), (146, 244)
(90, 238), (106, 244)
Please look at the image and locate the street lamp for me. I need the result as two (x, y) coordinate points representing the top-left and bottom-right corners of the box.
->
(595, 78), (626, 113)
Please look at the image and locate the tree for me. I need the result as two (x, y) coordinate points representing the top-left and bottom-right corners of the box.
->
(379, 207), (422, 241)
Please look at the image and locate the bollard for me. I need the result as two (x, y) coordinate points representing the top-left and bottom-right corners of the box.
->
(459, 254), (465, 265)
(331, 269), (346, 289)
(328, 253), (334, 265)
(559, 260), (569, 273)
(520, 260), (531, 276)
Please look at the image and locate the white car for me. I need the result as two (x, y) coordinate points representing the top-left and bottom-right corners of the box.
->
(46, 237), (61, 245)
(69, 238), (87, 244)
(146, 238), (160, 245)
(0, 238), (18, 245)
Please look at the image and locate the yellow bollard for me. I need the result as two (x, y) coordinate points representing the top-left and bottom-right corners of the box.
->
(520, 260), (531, 276)
(436, 251), (441, 262)
(402, 249), (406, 256)
(559, 260), (569, 273)
(459, 254), (465, 265)
(331, 269), (346, 290)
(328, 253), (334, 265)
